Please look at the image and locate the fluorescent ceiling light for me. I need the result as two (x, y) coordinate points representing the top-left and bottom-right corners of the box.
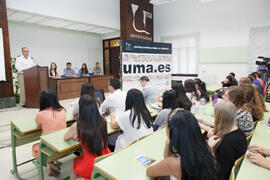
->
(149, 0), (176, 5)
(198, 0), (216, 3)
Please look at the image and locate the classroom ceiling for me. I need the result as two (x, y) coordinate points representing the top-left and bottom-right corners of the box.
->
(7, 8), (118, 35)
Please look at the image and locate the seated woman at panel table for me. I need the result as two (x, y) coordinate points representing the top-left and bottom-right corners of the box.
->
(72, 83), (101, 120)
(146, 109), (221, 180)
(32, 90), (66, 177)
(153, 89), (177, 129)
(202, 100), (247, 180)
(64, 95), (111, 180)
(110, 89), (153, 151)
(49, 62), (61, 78)
(78, 63), (89, 77)
(247, 145), (270, 170)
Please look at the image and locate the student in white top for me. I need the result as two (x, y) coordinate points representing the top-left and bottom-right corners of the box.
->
(110, 89), (153, 151)
(99, 78), (126, 115)
(15, 47), (36, 106)
(184, 79), (201, 113)
(139, 76), (160, 105)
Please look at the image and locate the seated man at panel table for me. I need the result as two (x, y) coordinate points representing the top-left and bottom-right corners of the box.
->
(139, 76), (159, 105)
(93, 62), (102, 75)
(99, 78), (126, 115)
(63, 62), (76, 77)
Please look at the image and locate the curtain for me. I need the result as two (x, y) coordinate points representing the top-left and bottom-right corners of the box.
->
(161, 33), (199, 74)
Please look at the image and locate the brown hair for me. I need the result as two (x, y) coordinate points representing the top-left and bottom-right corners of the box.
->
(252, 84), (268, 112)
(226, 86), (245, 110)
(241, 84), (264, 121)
(239, 77), (251, 87)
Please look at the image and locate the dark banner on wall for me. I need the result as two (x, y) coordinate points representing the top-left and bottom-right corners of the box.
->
(120, 0), (153, 42)
(121, 40), (172, 92)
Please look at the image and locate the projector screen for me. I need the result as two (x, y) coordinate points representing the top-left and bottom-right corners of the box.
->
(0, 28), (6, 81)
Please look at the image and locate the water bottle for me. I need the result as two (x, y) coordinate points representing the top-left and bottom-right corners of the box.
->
(212, 92), (218, 106)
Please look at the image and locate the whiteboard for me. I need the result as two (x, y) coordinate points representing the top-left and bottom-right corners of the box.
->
(0, 28), (6, 81)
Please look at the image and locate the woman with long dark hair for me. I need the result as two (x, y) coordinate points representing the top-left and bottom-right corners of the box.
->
(184, 79), (201, 113)
(64, 95), (110, 179)
(194, 78), (210, 102)
(78, 63), (89, 76)
(147, 109), (221, 180)
(153, 89), (177, 129)
(49, 62), (60, 78)
(72, 83), (101, 120)
(172, 84), (192, 111)
(110, 88), (153, 151)
(32, 90), (66, 177)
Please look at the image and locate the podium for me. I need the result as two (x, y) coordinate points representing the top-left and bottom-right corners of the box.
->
(24, 66), (49, 108)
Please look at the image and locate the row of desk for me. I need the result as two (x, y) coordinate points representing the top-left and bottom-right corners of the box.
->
(10, 103), (159, 180)
(10, 101), (270, 180)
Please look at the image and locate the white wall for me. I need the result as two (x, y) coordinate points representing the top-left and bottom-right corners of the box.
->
(154, 0), (270, 84)
(6, 0), (120, 30)
(9, 21), (103, 74)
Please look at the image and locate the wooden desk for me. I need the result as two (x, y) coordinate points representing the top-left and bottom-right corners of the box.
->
(236, 123), (270, 180)
(49, 77), (89, 100)
(92, 128), (166, 180)
(90, 75), (114, 93)
(49, 75), (114, 100)
(10, 107), (74, 180)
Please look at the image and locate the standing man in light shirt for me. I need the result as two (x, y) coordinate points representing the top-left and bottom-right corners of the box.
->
(139, 76), (159, 105)
(100, 78), (126, 115)
(15, 47), (36, 107)
(93, 62), (102, 75)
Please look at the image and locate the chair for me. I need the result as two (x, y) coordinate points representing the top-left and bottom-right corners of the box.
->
(246, 133), (253, 144)
(229, 155), (245, 180)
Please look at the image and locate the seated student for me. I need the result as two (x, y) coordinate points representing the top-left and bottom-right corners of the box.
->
(222, 86), (254, 136)
(194, 78), (210, 102)
(222, 75), (234, 87)
(49, 62), (60, 78)
(146, 109), (220, 180)
(247, 145), (270, 170)
(32, 90), (66, 177)
(248, 73), (265, 96)
(153, 89), (177, 129)
(100, 78), (126, 115)
(205, 100), (247, 180)
(252, 84), (268, 112)
(238, 77), (252, 86)
(229, 72), (238, 86)
(199, 86), (254, 137)
(252, 72), (266, 95)
(78, 63), (89, 77)
(172, 84), (192, 111)
(73, 83), (101, 120)
(110, 89), (153, 151)
(241, 84), (264, 122)
(64, 95), (111, 180)
(184, 79), (201, 113)
(63, 62), (76, 77)
(139, 76), (160, 105)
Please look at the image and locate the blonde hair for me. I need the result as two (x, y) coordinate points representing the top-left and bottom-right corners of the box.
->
(214, 100), (237, 139)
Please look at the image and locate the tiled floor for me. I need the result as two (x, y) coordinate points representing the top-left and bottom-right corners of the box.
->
(0, 97), (79, 180)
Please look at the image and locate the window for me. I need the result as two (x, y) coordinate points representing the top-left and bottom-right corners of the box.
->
(161, 34), (199, 74)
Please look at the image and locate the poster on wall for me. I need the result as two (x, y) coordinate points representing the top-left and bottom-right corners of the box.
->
(121, 40), (172, 92)
(0, 28), (6, 81)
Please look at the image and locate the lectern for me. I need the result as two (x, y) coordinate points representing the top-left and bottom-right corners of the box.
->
(24, 66), (49, 108)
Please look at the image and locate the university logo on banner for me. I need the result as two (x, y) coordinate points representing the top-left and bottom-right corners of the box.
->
(121, 40), (172, 92)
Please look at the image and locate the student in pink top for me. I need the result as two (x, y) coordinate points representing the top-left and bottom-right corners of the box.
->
(32, 90), (66, 177)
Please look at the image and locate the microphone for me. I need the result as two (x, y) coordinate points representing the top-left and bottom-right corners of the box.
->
(31, 57), (39, 66)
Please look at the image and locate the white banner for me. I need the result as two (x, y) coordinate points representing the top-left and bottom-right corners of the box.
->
(0, 28), (6, 81)
(121, 40), (172, 92)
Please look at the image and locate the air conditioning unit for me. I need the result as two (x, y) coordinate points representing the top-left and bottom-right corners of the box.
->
(149, 0), (176, 5)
